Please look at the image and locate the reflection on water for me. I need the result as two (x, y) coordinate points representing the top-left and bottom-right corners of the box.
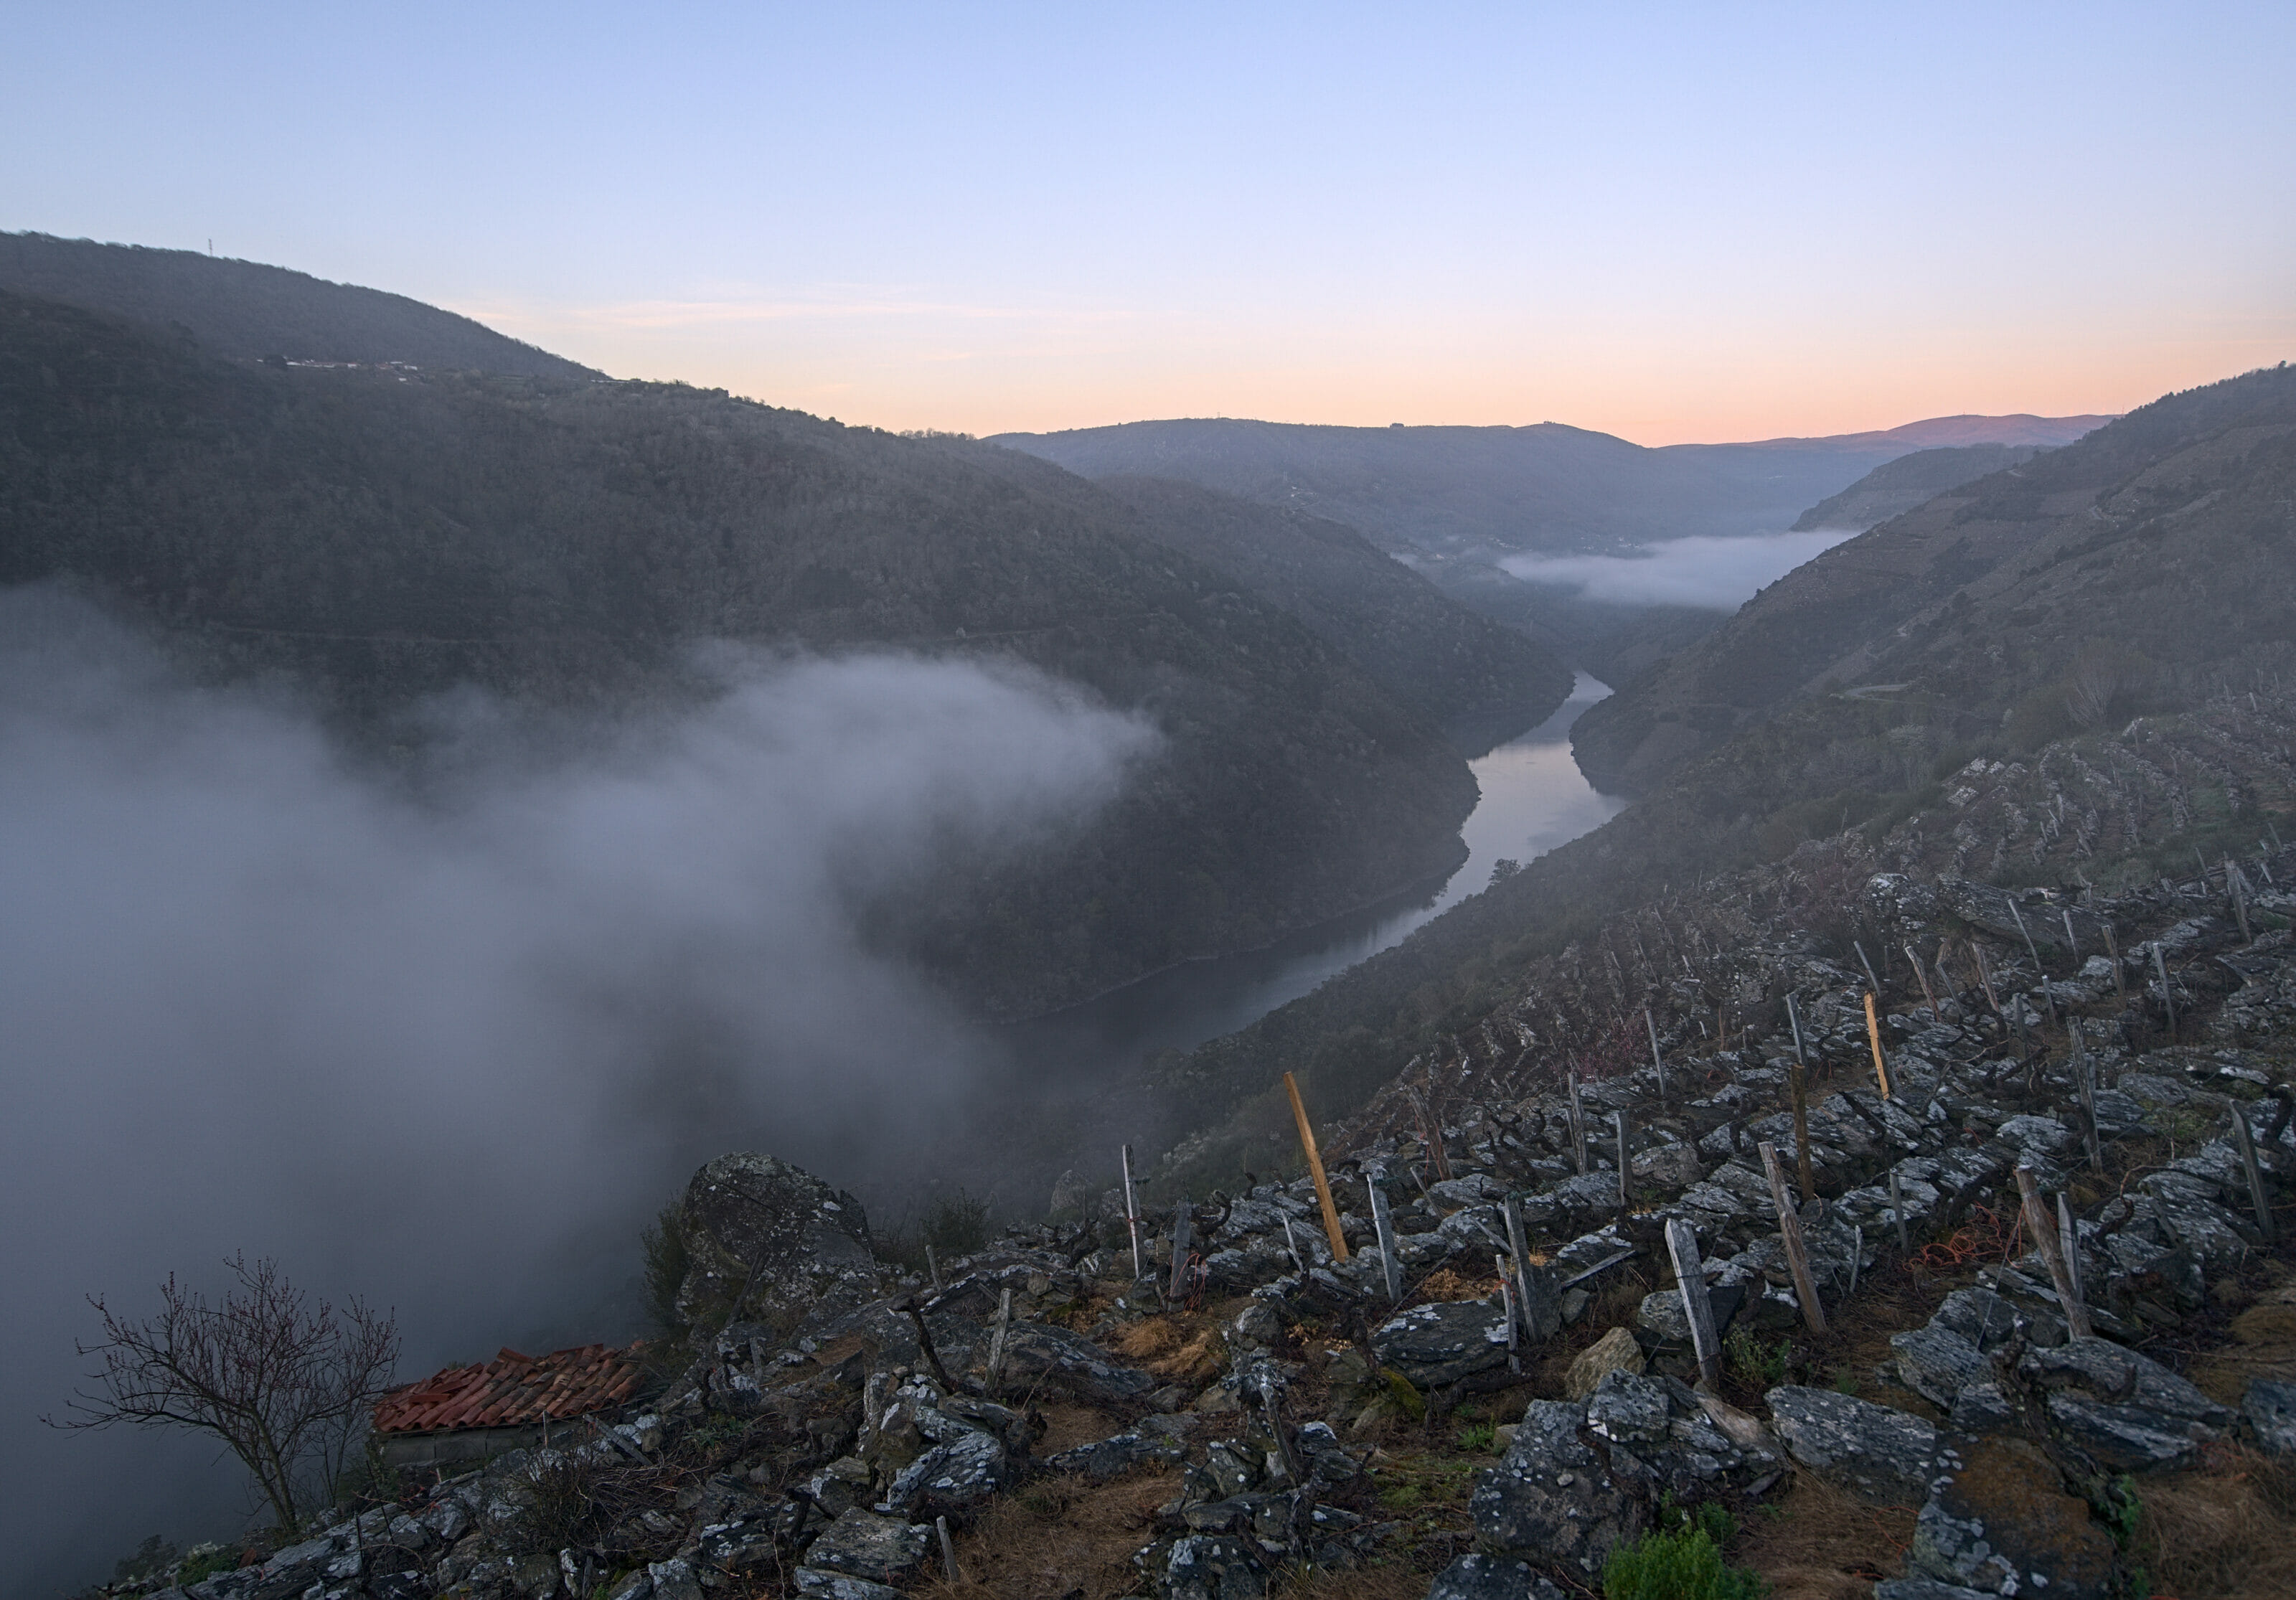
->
(1002, 673), (1624, 1078)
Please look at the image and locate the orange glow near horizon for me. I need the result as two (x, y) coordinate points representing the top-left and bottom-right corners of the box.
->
(461, 291), (2290, 445)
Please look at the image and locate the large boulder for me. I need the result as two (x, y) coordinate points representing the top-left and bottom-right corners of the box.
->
(674, 1153), (884, 1330)
(2021, 1336), (2231, 1473)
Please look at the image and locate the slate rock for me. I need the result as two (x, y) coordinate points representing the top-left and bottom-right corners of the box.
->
(1909, 1435), (2112, 1600)
(2246, 1378), (2296, 1456)
(1929, 1288), (2025, 1352)
(646, 1559), (702, 1600)
(1426, 1553), (1569, 1600)
(1000, 1321), (1159, 1405)
(885, 1429), (1010, 1519)
(674, 1153), (883, 1327)
(1375, 1299), (1510, 1388)
(1586, 1369), (1776, 1501)
(1154, 1533), (1268, 1599)
(1874, 1583), (2003, 1600)
(1891, 1324), (1986, 1408)
(792, 1573), (905, 1600)
(2044, 1394), (2214, 1473)
(1046, 1431), (1187, 1483)
(1471, 1400), (1645, 1576)
(2021, 1337), (2231, 1429)
(801, 1510), (930, 1584)
(1766, 1385), (1937, 1506)
(1949, 1383), (2018, 1434)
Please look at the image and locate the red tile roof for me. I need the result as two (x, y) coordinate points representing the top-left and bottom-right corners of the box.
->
(372, 1342), (644, 1435)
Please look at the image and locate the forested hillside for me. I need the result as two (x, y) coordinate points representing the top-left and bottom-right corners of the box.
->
(0, 232), (596, 379)
(1574, 364), (2296, 796)
(1789, 442), (2039, 531)
(0, 290), (1485, 1017)
(1020, 469), (1572, 749)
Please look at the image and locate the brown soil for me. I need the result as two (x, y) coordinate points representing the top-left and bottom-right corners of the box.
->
(1731, 1473), (1918, 1600)
(925, 1467), (1182, 1600)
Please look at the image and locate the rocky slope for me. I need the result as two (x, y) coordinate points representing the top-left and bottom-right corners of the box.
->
(90, 813), (2296, 1600)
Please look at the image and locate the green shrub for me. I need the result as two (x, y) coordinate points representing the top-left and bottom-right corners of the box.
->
(923, 1190), (991, 1257)
(1604, 1525), (1765, 1600)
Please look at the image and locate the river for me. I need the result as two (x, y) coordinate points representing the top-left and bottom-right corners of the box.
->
(996, 672), (1625, 1101)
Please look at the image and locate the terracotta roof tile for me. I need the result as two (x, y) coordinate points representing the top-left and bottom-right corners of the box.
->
(372, 1341), (645, 1435)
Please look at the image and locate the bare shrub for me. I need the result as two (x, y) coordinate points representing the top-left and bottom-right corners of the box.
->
(51, 1253), (398, 1532)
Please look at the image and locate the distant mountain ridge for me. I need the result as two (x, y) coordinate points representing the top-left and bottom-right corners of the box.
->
(990, 413), (2110, 560)
(0, 232), (598, 380)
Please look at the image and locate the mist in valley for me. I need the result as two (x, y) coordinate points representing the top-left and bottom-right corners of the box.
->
(1497, 529), (1859, 610)
(0, 589), (1157, 1600)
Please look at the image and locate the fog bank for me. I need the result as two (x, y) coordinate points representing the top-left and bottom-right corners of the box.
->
(1499, 528), (1858, 609)
(0, 590), (1153, 1599)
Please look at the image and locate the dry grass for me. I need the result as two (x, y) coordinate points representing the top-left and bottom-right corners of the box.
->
(1109, 1312), (1226, 1385)
(1032, 1401), (1126, 1456)
(1731, 1472), (1918, 1600)
(1270, 1560), (1435, 1599)
(923, 1467), (1182, 1600)
(2187, 1297), (2296, 1407)
(2134, 1444), (2296, 1600)
(1413, 1269), (1497, 1303)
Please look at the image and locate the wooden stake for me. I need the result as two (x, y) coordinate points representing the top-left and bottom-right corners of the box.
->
(1645, 1007), (1667, 1101)
(1665, 1218), (1726, 1390)
(1168, 1202), (1193, 1300)
(1616, 1110), (1632, 1213)
(1568, 1071), (1589, 1175)
(986, 1285), (1014, 1394)
(2229, 858), (2253, 943)
(1367, 1178), (1403, 1301)
(2009, 900), (2056, 1022)
(1848, 1224), (1863, 1299)
(2062, 910), (2081, 966)
(1759, 1141), (1828, 1335)
(1889, 1169), (1910, 1253)
(1120, 1144), (1144, 1281)
(2056, 1195), (2081, 1304)
(1283, 1071), (1350, 1261)
(2229, 1106), (2277, 1242)
(1974, 942), (2003, 1017)
(1863, 992), (1893, 1101)
(2104, 923), (2126, 1005)
(1497, 1255), (1520, 1373)
(2015, 1167), (2092, 1338)
(936, 1515), (966, 1585)
(1790, 1058), (1816, 1203)
(2151, 942), (2176, 1038)
(925, 1242), (943, 1295)
(1280, 1213), (1307, 1277)
(1504, 1195), (1535, 1339)
(1856, 941), (1884, 998)
(2073, 1026), (2103, 1173)
(1906, 942), (1939, 1019)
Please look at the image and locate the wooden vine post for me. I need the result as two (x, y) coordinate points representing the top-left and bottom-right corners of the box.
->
(1665, 1218), (1726, 1390)
(2014, 1166), (2092, 1338)
(1284, 1071), (1350, 1261)
(1787, 993), (1817, 1200)
(1759, 1140), (1829, 1335)
(1863, 992), (1894, 1101)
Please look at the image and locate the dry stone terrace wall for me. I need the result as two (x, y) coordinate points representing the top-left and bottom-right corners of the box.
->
(87, 758), (2296, 1599)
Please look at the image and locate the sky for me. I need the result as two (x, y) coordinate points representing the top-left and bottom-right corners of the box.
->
(4, 3), (2290, 439)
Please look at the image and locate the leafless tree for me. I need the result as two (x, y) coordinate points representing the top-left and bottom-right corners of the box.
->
(50, 1253), (400, 1532)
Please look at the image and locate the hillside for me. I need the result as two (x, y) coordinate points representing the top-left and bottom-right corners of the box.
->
(1134, 364), (2295, 1166)
(1573, 363), (2296, 796)
(1071, 473), (1572, 748)
(0, 289), (1483, 1018)
(1789, 442), (2040, 531)
(990, 413), (2107, 560)
(0, 231), (597, 380)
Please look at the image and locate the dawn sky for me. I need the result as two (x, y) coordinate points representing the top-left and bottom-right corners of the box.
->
(4, 1), (2290, 440)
